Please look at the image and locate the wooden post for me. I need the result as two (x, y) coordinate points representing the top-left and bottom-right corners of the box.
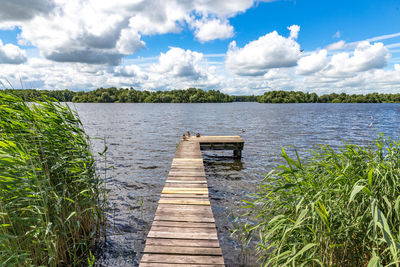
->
(233, 149), (242, 159)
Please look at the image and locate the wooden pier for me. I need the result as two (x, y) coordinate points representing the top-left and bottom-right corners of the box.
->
(140, 135), (244, 266)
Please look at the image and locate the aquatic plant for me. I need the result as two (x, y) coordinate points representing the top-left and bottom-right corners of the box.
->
(241, 136), (400, 266)
(0, 92), (105, 266)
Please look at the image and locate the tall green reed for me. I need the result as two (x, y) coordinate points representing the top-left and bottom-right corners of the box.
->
(0, 92), (105, 266)
(241, 136), (400, 266)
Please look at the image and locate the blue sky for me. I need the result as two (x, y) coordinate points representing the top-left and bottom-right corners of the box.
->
(135, 0), (400, 57)
(0, 0), (399, 94)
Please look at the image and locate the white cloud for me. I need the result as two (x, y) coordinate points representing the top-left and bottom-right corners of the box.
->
(116, 28), (145, 55)
(326, 40), (346, 51)
(225, 29), (301, 76)
(150, 47), (204, 79)
(192, 0), (256, 18)
(0, 0), (55, 23)
(333, 31), (340, 38)
(366, 32), (400, 42)
(17, 0), (130, 65)
(296, 50), (328, 75)
(1, 44), (399, 95)
(323, 41), (390, 77)
(192, 18), (234, 42)
(113, 65), (147, 80)
(1, 0), (269, 65)
(387, 43), (400, 49)
(287, 24), (300, 39)
(0, 39), (27, 64)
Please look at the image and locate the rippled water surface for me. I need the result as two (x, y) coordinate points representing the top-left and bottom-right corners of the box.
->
(74, 102), (400, 266)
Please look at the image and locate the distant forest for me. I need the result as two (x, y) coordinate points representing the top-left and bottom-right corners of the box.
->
(3, 88), (400, 103)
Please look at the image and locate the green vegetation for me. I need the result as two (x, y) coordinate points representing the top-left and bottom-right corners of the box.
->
(258, 91), (400, 103)
(242, 137), (400, 266)
(232, 95), (259, 102)
(3, 88), (400, 103)
(71, 87), (233, 103)
(0, 92), (105, 266)
(4, 89), (75, 102)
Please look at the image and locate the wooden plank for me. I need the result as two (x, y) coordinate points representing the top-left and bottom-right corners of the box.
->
(155, 209), (213, 217)
(165, 180), (207, 184)
(166, 176), (206, 181)
(156, 206), (212, 213)
(158, 204), (212, 211)
(169, 172), (206, 177)
(173, 158), (203, 162)
(144, 245), (222, 256)
(140, 254), (224, 265)
(174, 156), (202, 159)
(145, 237), (220, 248)
(150, 226), (217, 234)
(170, 166), (204, 169)
(164, 183), (207, 188)
(169, 170), (205, 173)
(140, 264), (225, 267)
(155, 210), (213, 217)
(162, 187), (208, 191)
(160, 196), (209, 201)
(162, 188), (209, 194)
(171, 163), (204, 166)
(169, 170), (206, 174)
(153, 215), (215, 223)
(160, 194), (209, 198)
(158, 200), (210, 205)
(151, 221), (216, 228)
(147, 231), (218, 240)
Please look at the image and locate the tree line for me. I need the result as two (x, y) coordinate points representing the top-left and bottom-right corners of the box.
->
(257, 90), (400, 103)
(72, 87), (234, 103)
(4, 89), (76, 102)
(3, 88), (400, 103)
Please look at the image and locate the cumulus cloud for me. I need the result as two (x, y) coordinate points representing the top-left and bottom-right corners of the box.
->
(192, 0), (256, 18)
(1, 45), (399, 95)
(192, 18), (234, 42)
(113, 65), (148, 80)
(1, 0), (269, 65)
(44, 49), (123, 65)
(116, 28), (146, 55)
(151, 47), (204, 79)
(225, 28), (301, 76)
(296, 50), (328, 75)
(0, 0), (55, 23)
(0, 39), (27, 64)
(323, 41), (390, 77)
(299, 66), (400, 94)
(287, 25), (300, 39)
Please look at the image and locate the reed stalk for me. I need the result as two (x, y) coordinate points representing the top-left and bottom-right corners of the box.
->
(241, 136), (400, 266)
(0, 92), (105, 266)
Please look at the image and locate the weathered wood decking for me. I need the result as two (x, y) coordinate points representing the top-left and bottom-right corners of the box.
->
(140, 135), (244, 266)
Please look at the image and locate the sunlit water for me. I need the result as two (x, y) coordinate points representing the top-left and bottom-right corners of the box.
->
(73, 102), (400, 266)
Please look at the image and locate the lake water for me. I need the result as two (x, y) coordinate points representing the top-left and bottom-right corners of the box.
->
(74, 102), (400, 266)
